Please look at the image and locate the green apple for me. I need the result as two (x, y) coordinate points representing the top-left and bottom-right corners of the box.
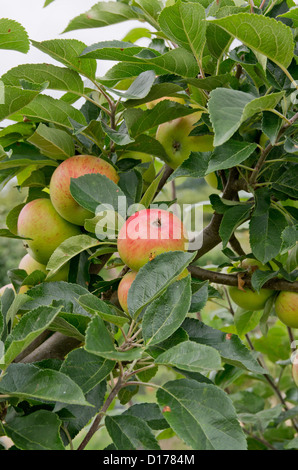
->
(118, 151), (156, 187)
(204, 172), (219, 190)
(18, 198), (81, 265)
(50, 155), (119, 226)
(275, 291), (298, 328)
(156, 112), (214, 169)
(118, 270), (137, 314)
(117, 208), (189, 271)
(19, 253), (70, 283)
(259, 132), (270, 149)
(228, 285), (274, 311)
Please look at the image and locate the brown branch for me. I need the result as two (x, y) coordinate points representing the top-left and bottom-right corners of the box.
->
(17, 333), (82, 364)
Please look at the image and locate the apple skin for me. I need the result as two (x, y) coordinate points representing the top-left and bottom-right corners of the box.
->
(228, 286), (274, 311)
(19, 253), (69, 283)
(156, 112), (214, 169)
(146, 96), (185, 110)
(117, 208), (189, 271)
(118, 270), (137, 314)
(50, 155), (119, 226)
(18, 198), (81, 265)
(275, 291), (298, 328)
(293, 361), (298, 387)
(118, 151), (156, 187)
(204, 172), (219, 190)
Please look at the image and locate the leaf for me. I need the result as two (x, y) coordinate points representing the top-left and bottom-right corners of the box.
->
(143, 276), (192, 346)
(46, 235), (101, 279)
(156, 379), (247, 450)
(4, 410), (64, 450)
(107, 70), (156, 100)
(77, 294), (129, 328)
(250, 208), (287, 264)
(63, 1), (138, 33)
(0, 363), (91, 406)
(85, 316), (143, 361)
(127, 251), (196, 318)
(139, 166), (165, 209)
(155, 340), (222, 373)
(251, 269), (279, 293)
(210, 13), (294, 70)
(101, 120), (134, 145)
(219, 204), (252, 248)
(123, 403), (168, 430)
(189, 281), (209, 313)
(31, 39), (97, 80)
(105, 415), (160, 450)
(2, 63), (84, 95)
(207, 140), (257, 173)
(27, 123), (75, 159)
(278, 6), (298, 27)
(272, 165), (298, 199)
(60, 348), (115, 394)
(182, 318), (266, 375)
(0, 86), (40, 122)
(208, 88), (285, 146)
(158, 1), (206, 64)
(0, 18), (29, 53)
(1, 305), (63, 368)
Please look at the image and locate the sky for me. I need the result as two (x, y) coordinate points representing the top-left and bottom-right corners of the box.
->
(0, 0), (144, 77)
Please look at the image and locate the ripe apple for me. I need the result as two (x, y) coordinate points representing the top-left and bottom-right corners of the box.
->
(275, 291), (298, 328)
(156, 112), (214, 169)
(293, 361), (298, 387)
(50, 155), (120, 226)
(0, 284), (15, 296)
(18, 198), (81, 265)
(118, 151), (156, 187)
(19, 253), (69, 283)
(228, 285), (274, 311)
(118, 270), (137, 313)
(204, 172), (219, 190)
(117, 208), (189, 271)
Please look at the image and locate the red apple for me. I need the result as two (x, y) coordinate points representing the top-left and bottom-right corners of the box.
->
(275, 291), (298, 328)
(118, 270), (137, 313)
(18, 198), (81, 265)
(117, 208), (189, 271)
(50, 155), (119, 226)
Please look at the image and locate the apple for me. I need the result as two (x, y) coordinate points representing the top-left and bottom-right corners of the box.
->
(18, 198), (81, 265)
(118, 151), (156, 187)
(50, 155), (119, 226)
(259, 132), (270, 149)
(228, 286), (274, 311)
(0, 284), (15, 296)
(117, 208), (189, 271)
(19, 253), (69, 283)
(275, 291), (298, 328)
(156, 112), (214, 169)
(146, 95), (185, 110)
(204, 172), (219, 190)
(118, 270), (137, 313)
(293, 361), (298, 387)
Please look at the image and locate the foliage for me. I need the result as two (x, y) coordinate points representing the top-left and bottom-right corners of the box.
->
(0, 0), (297, 451)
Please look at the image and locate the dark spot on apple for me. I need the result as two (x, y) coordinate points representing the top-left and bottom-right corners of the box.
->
(173, 141), (181, 152)
(8, 29), (11, 33)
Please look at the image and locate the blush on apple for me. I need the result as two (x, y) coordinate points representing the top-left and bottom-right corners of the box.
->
(17, 198), (81, 265)
(50, 155), (119, 226)
(117, 208), (189, 271)
(118, 270), (137, 314)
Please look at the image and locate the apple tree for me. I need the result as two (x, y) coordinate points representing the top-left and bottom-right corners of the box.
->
(0, 0), (298, 451)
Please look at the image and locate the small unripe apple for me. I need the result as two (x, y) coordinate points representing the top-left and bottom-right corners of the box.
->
(19, 254), (69, 283)
(275, 291), (298, 328)
(117, 208), (189, 271)
(118, 271), (137, 313)
(228, 286), (274, 311)
(293, 361), (298, 387)
(156, 112), (214, 169)
(18, 198), (81, 265)
(204, 172), (219, 190)
(50, 155), (119, 226)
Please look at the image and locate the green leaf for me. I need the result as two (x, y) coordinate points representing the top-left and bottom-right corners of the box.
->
(143, 276), (192, 346)
(107, 70), (156, 100)
(0, 363), (91, 406)
(77, 294), (129, 328)
(2, 63), (84, 95)
(156, 379), (247, 450)
(155, 340), (222, 373)
(85, 316), (143, 361)
(0, 19), (29, 53)
(206, 23), (232, 60)
(63, 1), (138, 33)
(27, 123), (75, 159)
(219, 204), (252, 248)
(0, 86), (40, 122)
(31, 39), (97, 80)
(278, 6), (298, 27)
(158, 0), (206, 64)
(210, 13), (294, 70)
(105, 414), (160, 450)
(46, 235), (101, 279)
(1, 305), (63, 368)
(182, 318), (266, 374)
(4, 410), (64, 450)
(272, 166), (298, 199)
(208, 88), (285, 146)
(123, 403), (168, 430)
(132, 0), (163, 28)
(60, 348), (115, 394)
(139, 167), (165, 209)
(127, 251), (196, 318)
